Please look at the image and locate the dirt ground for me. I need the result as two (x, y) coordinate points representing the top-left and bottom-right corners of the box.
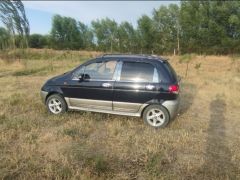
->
(0, 51), (240, 179)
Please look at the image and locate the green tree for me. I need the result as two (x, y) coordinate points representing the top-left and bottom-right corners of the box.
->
(137, 15), (155, 54)
(92, 18), (118, 52)
(29, 34), (48, 48)
(118, 21), (138, 53)
(0, 27), (10, 49)
(180, 1), (240, 54)
(51, 15), (81, 50)
(152, 4), (180, 54)
(0, 0), (29, 49)
(78, 22), (94, 50)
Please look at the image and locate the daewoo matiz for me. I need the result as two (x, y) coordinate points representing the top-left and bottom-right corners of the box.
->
(41, 54), (180, 128)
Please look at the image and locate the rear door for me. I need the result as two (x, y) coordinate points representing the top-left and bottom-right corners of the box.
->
(113, 60), (160, 113)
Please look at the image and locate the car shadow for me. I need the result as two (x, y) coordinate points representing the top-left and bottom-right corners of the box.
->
(176, 82), (197, 118)
(193, 97), (237, 179)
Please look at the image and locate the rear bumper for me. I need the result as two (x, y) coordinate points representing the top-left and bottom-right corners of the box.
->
(162, 97), (180, 119)
(40, 90), (48, 103)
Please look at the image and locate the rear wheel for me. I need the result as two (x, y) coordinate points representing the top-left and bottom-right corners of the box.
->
(143, 105), (170, 128)
(46, 94), (67, 114)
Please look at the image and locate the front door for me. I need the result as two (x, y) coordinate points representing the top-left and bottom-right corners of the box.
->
(62, 60), (117, 110)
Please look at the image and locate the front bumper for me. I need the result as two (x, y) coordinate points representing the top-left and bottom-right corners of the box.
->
(162, 97), (180, 119)
(40, 90), (48, 103)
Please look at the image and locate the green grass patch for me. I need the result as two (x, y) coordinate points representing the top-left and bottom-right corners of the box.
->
(63, 128), (80, 138)
(13, 66), (53, 76)
(68, 142), (110, 175)
(8, 93), (24, 106)
(0, 113), (7, 124)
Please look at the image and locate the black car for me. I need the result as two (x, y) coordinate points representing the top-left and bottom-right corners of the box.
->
(41, 54), (180, 128)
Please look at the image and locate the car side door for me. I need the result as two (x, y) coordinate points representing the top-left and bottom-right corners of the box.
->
(61, 59), (117, 110)
(113, 60), (161, 113)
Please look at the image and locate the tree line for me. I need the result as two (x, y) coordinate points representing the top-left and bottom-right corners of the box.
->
(1, 1), (240, 55)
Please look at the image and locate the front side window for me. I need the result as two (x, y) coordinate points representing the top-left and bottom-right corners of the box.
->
(72, 66), (85, 79)
(120, 62), (159, 83)
(84, 60), (117, 80)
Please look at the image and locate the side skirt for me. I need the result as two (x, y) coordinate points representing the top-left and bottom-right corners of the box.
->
(65, 97), (148, 117)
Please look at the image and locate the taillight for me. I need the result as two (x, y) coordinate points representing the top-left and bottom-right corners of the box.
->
(168, 84), (179, 94)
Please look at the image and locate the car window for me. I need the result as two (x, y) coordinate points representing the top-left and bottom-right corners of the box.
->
(84, 60), (117, 80)
(120, 62), (158, 82)
(162, 61), (177, 82)
(72, 66), (85, 79)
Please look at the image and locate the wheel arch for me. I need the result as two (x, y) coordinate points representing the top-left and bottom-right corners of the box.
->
(45, 91), (62, 102)
(140, 103), (170, 118)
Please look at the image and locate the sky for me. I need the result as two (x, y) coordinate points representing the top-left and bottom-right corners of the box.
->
(1, 1), (179, 35)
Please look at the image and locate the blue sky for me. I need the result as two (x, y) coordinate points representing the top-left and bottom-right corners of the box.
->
(1, 1), (179, 35)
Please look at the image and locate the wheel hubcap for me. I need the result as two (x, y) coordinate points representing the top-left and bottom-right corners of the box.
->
(146, 108), (165, 127)
(48, 98), (62, 114)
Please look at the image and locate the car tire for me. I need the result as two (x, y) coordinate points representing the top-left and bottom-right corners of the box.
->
(46, 94), (67, 114)
(143, 104), (170, 128)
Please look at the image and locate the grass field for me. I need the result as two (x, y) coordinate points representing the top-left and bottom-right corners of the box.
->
(0, 49), (240, 179)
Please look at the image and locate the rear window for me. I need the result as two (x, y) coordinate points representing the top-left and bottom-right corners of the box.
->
(162, 61), (177, 82)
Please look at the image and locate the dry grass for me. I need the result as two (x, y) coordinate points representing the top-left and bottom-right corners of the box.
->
(0, 49), (240, 179)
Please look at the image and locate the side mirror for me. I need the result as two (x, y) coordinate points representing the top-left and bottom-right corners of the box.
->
(83, 74), (90, 81)
(78, 73), (84, 81)
(78, 74), (90, 82)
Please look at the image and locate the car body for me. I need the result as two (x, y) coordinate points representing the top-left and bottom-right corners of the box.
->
(41, 54), (180, 128)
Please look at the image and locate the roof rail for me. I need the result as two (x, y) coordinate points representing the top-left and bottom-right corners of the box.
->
(101, 53), (132, 57)
(99, 53), (167, 61)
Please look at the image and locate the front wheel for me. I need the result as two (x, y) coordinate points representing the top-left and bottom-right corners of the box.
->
(46, 94), (67, 114)
(143, 105), (170, 128)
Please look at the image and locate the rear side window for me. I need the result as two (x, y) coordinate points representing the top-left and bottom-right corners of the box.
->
(120, 62), (158, 83)
(162, 61), (177, 82)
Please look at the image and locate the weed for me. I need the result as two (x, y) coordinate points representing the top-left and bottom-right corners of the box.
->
(0, 113), (7, 124)
(9, 93), (24, 106)
(179, 54), (197, 77)
(195, 63), (201, 70)
(63, 128), (79, 138)
(93, 155), (109, 175)
(146, 153), (164, 177)
(179, 53), (196, 63)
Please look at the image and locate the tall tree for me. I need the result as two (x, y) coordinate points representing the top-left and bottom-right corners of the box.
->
(92, 18), (118, 52)
(0, 27), (10, 49)
(152, 4), (180, 54)
(78, 22), (94, 50)
(0, 0), (29, 49)
(118, 21), (138, 53)
(137, 15), (155, 54)
(51, 15), (80, 50)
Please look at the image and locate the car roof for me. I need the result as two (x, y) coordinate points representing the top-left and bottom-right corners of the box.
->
(99, 54), (168, 62)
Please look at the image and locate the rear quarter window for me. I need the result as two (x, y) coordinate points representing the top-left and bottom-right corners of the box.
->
(162, 61), (177, 82)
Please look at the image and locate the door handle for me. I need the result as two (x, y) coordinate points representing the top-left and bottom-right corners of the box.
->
(102, 82), (111, 88)
(146, 84), (155, 90)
